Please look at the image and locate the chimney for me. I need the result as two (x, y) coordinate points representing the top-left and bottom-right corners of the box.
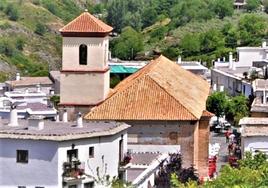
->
(36, 83), (41, 92)
(108, 51), (112, 60)
(63, 108), (68, 123)
(262, 39), (267, 48)
(213, 83), (217, 91)
(217, 58), (220, 63)
(177, 56), (181, 64)
(16, 73), (20, 81)
(28, 115), (44, 131)
(9, 105), (18, 127)
(263, 90), (266, 104)
(229, 52), (233, 69)
(219, 85), (224, 92)
(232, 61), (236, 71)
(76, 112), (83, 128)
(55, 111), (60, 122)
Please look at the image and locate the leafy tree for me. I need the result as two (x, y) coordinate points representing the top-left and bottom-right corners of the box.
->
(5, 4), (19, 21)
(246, 0), (261, 12)
(206, 92), (227, 121)
(111, 27), (143, 60)
(106, 0), (127, 33)
(141, 7), (157, 28)
(204, 152), (268, 188)
(225, 95), (249, 126)
(180, 33), (201, 56)
(238, 14), (267, 46)
(201, 29), (225, 53)
(162, 46), (180, 60)
(221, 23), (239, 48)
(212, 0), (234, 19)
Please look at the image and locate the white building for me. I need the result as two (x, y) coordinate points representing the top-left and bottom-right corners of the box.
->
(240, 117), (268, 156)
(0, 113), (129, 188)
(5, 73), (54, 95)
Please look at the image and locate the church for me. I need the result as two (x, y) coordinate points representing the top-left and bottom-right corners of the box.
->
(59, 10), (212, 177)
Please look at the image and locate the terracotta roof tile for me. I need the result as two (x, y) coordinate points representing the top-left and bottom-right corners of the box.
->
(5, 77), (52, 87)
(202, 110), (214, 117)
(59, 11), (113, 34)
(85, 55), (210, 121)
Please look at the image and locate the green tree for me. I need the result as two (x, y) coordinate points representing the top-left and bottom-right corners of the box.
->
(212, 0), (234, 19)
(204, 152), (268, 188)
(106, 0), (127, 33)
(246, 0), (261, 12)
(239, 14), (267, 46)
(111, 27), (143, 60)
(221, 23), (239, 48)
(201, 29), (225, 53)
(180, 33), (201, 56)
(225, 95), (249, 126)
(141, 7), (157, 28)
(206, 92), (227, 121)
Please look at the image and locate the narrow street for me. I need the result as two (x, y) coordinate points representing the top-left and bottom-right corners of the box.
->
(210, 132), (229, 173)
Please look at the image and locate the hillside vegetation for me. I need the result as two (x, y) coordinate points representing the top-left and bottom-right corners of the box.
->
(0, 0), (267, 81)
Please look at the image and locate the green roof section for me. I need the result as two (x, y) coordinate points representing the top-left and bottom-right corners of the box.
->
(109, 65), (139, 74)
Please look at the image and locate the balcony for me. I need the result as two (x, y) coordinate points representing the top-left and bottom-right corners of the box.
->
(62, 159), (86, 183)
(119, 153), (132, 169)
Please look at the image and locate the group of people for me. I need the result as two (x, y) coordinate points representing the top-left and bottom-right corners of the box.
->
(225, 129), (242, 167)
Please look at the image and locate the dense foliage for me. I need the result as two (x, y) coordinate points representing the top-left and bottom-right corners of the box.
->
(0, 0), (267, 80)
(204, 152), (268, 187)
(206, 92), (249, 125)
(155, 153), (199, 187)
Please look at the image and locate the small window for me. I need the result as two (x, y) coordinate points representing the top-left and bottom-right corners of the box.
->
(79, 44), (87, 65)
(18, 186), (26, 188)
(17, 150), (28, 163)
(84, 182), (94, 188)
(68, 185), (77, 188)
(89, 147), (94, 158)
(35, 187), (44, 188)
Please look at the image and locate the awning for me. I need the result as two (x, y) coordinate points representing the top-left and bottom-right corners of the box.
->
(109, 65), (139, 74)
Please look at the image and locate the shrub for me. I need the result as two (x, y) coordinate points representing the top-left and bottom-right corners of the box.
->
(5, 4), (19, 21)
(35, 23), (46, 36)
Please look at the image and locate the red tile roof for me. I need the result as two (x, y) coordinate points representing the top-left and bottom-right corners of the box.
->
(85, 55), (210, 121)
(59, 11), (113, 34)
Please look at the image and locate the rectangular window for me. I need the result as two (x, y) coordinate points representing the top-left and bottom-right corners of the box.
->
(67, 149), (78, 162)
(35, 187), (44, 188)
(89, 147), (94, 158)
(68, 185), (77, 188)
(84, 182), (94, 188)
(18, 186), (26, 188)
(17, 150), (28, 163)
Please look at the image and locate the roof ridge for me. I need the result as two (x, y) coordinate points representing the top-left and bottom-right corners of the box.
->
(147, 75), (198, 120)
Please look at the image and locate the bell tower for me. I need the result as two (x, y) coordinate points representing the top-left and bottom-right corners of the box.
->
(59, 10), (113, 114)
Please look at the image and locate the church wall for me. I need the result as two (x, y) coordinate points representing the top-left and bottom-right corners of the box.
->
(62, 36), (109, 71)
(60, 71), (109, 105)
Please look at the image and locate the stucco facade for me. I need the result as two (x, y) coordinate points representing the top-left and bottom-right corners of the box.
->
(60, 33), (110, 108)
(0, 131), (127, 188)
(125, 120), (209, 177)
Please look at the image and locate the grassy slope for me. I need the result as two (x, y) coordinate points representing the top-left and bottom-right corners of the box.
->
(0, 0), (85, 81)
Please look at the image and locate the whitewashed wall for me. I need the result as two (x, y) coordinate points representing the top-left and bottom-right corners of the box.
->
(58, 131), (128, 187)
(242, 136), (268, 155)
(0, 139), (58, 188)
(237, 48), (266, 67)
